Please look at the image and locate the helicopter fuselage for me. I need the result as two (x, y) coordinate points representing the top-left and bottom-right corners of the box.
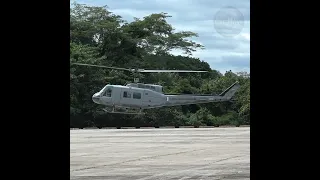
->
(92, 82), (240, 112)
(92, 85), (167, 110)
(72, 62), (241, 114)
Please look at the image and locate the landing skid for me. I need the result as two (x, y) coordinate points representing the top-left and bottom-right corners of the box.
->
(102, 106), (145, 115)
(106, 111), (144, 115)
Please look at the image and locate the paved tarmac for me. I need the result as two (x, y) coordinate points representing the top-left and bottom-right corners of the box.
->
(70, 127), (250, 180)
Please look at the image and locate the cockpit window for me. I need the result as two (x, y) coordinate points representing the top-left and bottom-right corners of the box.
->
(106, 89), (112, 97)
(103, 88), (112, 97)
(98, 85), (108, 94)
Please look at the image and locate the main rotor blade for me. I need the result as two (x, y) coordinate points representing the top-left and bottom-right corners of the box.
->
(138, 69), (208, 73)
(71, 63), (208, 73)
(71, 63), (131, 71)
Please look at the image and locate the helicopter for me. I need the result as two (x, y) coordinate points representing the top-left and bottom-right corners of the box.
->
(72, 63), (240, 114)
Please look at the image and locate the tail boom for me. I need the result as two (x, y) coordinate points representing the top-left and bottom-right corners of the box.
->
(163, 81), (240, 107)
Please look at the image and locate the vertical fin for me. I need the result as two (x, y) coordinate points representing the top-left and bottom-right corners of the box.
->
(219, 81), (241, 100)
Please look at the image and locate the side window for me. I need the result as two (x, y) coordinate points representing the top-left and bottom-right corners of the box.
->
(123, 91), (131, 98)
(133, 92), (141, 99)
(151, 86), (155, 90)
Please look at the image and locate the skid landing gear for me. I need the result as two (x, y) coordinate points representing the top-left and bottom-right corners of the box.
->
(102, 106), (145, 115)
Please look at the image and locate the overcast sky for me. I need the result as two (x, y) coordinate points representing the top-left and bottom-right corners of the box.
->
(74, 0), (250, 74)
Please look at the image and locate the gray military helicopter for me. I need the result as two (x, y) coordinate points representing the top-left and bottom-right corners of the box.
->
(72, 63), (240, 114)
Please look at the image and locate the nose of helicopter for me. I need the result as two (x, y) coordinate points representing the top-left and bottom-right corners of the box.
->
(92, 93), (100, 104)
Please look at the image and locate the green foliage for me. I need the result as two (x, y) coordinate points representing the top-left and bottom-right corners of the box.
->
(70, 3), (250, 128)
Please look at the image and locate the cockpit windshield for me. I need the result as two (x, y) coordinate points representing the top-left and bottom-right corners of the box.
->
(102, 85), (112, 97)
(105, 88), (112, 97)
(98, 85), (108, 94)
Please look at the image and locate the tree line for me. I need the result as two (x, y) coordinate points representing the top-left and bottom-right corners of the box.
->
(70, 2), (250, 128)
